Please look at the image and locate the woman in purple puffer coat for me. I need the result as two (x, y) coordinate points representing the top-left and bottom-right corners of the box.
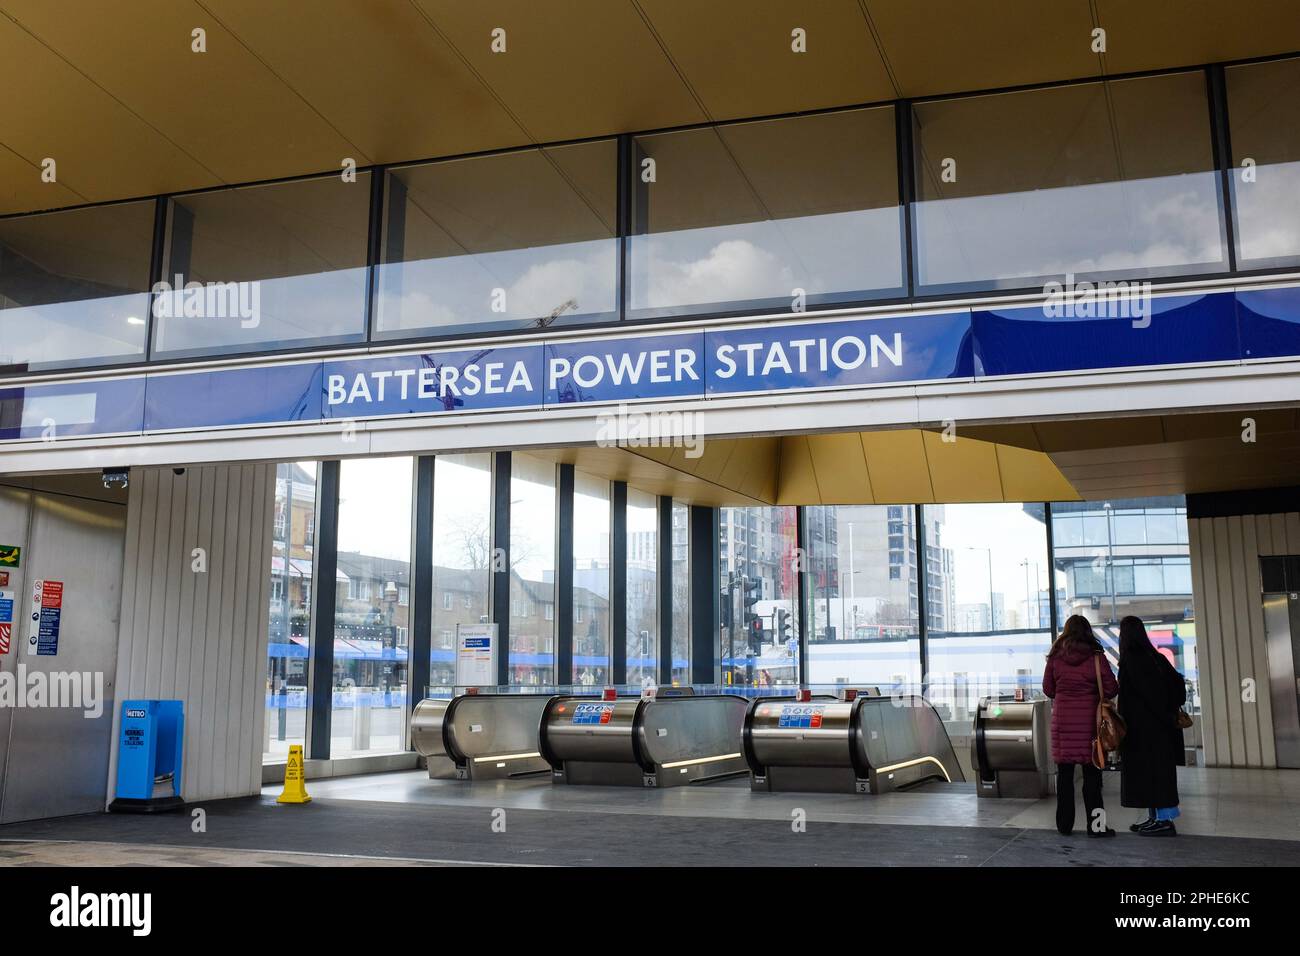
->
(1042, 615), (1118, 837)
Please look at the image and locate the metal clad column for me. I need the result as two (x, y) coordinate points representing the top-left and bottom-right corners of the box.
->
(409, 456), (434, 712)
(690, 505), (720, 685)
(796, 505), (810, 685)
(611, 481), (628, 685)
(309, 460), (340, 760)
(556, 464), (575, 685)
(657, 495), (674, 684)
(915, 504), (930, 692)
(491, 452), (511, 687)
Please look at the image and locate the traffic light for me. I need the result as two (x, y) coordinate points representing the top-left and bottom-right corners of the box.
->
(742, 578), (762, 655)
(777, 608), (793, 647)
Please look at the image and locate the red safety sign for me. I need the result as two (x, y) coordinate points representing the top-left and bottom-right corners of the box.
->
(0, 622), (10, 654)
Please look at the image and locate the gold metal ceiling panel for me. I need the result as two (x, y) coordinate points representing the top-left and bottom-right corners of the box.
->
(412, 0), (706, 142)
(863, 0), (1100, 98)
(202, 0), (529, 166)
(0, 0), (356, 192)
(635, 0), (895, 120)
(0, 9), (213, 211)
(1093, 0), (1300, 75)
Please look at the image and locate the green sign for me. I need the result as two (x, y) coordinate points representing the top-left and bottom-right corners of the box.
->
(0, 545), (20, 568)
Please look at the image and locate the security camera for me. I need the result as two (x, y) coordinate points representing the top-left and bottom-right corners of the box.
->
(101, 467), (129, 490)
(172, 467), (186, 476)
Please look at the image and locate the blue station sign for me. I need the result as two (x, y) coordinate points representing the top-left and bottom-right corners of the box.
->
(0, 285), (1296, 441)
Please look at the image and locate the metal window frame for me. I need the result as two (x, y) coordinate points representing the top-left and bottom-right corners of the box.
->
(657, 495), (674, 685)
(307, 459), (340, 761)
(555, 463), (575, 685)
(689, 505), (720, 685)
(611, 480), (628, 684)
(409, 455), (434, 711)
(491, 451), (511, 686)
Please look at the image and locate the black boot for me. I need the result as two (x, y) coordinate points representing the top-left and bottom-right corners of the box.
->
(1138, 820), (1177, 837)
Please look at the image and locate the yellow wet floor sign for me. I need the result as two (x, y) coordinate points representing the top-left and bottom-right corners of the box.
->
(277, 744), (311, 804)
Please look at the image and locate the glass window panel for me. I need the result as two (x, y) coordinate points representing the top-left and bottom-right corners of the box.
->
(266, 461), (316, 763)
(0, 201), (153, 372)
(1114, 514), (1147, 545)
(671, 503), (690, 684)
(630, 107), (902, 318)
(431, 453), (493, 690)
(377, 140), (616, 338)
(1227, 56), (1300, 267)
(806, 505), (922, 694)
(924, 504), (1053, 731)
(913, 72), (1226, 293)
(332, 457), (413, 758)
(573, 472), (611, 685)
(719, 506), (800, 687)
(627, 490), (659, 687)
(1083, 515), (1111, 547)
(1052, 515), (1084, 548)
(1049, 497), (1198, 739)
(510, 454), (556, 685)
(153, 175), (369, 358)
(1145, 513), (1178, 544)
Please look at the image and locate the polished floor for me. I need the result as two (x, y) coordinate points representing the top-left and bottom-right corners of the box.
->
(292, 766), (1300, 843)
(0, 765), (1295, 867)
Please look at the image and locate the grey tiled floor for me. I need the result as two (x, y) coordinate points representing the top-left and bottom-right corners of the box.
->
(281, 766), (1300, 842)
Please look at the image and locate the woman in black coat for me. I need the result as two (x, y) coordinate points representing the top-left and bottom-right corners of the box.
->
(1117, 616), (1187, 836)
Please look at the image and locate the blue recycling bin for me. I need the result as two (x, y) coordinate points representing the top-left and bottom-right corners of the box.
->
(109, 699), (185, 813)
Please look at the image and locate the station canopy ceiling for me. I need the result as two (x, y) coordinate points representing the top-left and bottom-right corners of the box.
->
(3, 0), (1300, 215)
(526, 406), (1300, 507)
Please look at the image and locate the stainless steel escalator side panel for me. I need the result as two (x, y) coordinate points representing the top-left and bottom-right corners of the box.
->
(410, 698), (456, 779)
(970, 695), (1053, 798)
(854, 695), (967, 794)
(410, 694), (557, 780)
(542, 694), (748, 787)
(745, 696), (861, 793)
(636, 695), (749, 787)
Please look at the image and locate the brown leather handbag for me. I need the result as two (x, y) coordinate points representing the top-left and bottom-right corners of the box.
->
(1092, 654), (1126, 768)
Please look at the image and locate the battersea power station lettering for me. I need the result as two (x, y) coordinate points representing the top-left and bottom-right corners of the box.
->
(323, 329), (910, 411)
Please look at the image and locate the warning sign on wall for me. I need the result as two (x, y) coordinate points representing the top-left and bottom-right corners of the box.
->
(0, 588), (13, 655)
(27, 579), (63, 657)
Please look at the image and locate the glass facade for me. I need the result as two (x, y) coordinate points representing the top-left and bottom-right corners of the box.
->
(573, 472), (611, 685)
(924, 504), (1054, 730)
(805, 505), (922, 692)
(377, 141), (617, 338)
(332, 457), (413, 757)
(258, 449), (1202, 765)
(0, 201), (154, 372)
(430, 453), (494, 689)
(153, 175), (370, 358)
(1227, 56), (1300, 268)
(265, 461), (316, 762)
(718, 506), (800, 687)
(5, 60), (1298, 379)
(913, 72), (1227, 293)
(626, 489), (659, 687)
(1050, 497), (1198, 715)
(510, 454), (557, 685)
(629, 107), (902, 317)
